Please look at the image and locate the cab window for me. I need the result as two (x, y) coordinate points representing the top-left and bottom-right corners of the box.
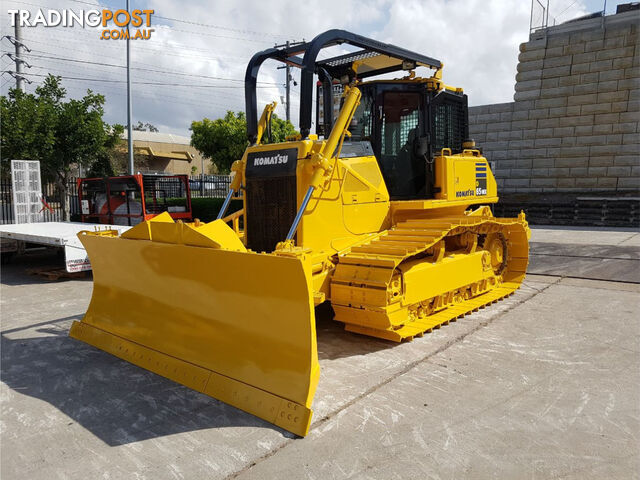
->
(379, 92), (425, 199)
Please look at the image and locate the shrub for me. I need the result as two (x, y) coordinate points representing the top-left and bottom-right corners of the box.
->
(167, 197), (242, 222)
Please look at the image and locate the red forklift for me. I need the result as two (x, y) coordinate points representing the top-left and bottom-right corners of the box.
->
(78, 174), (192, 226)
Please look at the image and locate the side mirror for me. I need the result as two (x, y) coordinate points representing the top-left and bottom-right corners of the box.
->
(414, 135), (430, 158)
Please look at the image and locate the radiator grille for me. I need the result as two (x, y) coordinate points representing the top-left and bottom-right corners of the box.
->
(245, 176), (297, 253)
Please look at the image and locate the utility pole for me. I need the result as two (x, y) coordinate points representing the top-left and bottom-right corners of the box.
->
(285, 40), (290, 122)
(200, 155), (205, 197)
(275, 40), (304, 123)
(126, 0), (134, 174)
(14, 23), (25, 92)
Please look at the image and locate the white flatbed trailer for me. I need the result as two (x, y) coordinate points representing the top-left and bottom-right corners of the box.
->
(0, 222), (131, 272)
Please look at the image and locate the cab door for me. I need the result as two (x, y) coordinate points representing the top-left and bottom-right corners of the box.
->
(374, 87), (427, 200)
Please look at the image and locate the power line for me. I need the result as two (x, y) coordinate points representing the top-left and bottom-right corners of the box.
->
(2, 54), (270, 104)
(153, 15), (289, 39)
(16, 21), (244, 54)
(62, 0), (101, 5)
(17, 66), (246, 109)
(20, 71), (274, 88)
(4, 72), (250, 114)
(18, 34), (237, 67)
(2, 35), (285, 93)
(25, 51), (280, 85)
(41, 67), (253, 103)
(62, 0), (291, 39)
(2, 37), (285, 97)
(19, 30), (255, 65)
(24, 55), (252, 94)
(11, 21), (282, 78)
(61, 83), (244, 111)
(5, 51), (284, 104)
(152, 26), (272, 44)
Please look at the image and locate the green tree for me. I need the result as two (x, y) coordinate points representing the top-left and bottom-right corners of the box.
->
(270, 115), (298, 143)
(133, 121), (159, 132)
(1, 75), (123, 220)
(190, 110), (297, 173)
(190, 111), (247, 174)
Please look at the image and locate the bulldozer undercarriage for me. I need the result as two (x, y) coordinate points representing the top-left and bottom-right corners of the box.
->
(331, 211), (529, 342)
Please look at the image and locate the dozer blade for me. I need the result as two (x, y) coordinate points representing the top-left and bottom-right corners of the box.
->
(69, 214), (320, 437)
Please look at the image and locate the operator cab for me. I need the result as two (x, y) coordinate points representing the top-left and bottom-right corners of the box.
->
(347, 82), (468, 200)
(316, 79), (468, 201)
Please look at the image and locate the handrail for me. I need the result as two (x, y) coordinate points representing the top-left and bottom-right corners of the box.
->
(222, 208), (244, 236)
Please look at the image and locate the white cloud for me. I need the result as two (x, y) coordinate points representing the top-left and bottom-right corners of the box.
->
(373, 0), (532, 106)
(1, 0), (594, 136)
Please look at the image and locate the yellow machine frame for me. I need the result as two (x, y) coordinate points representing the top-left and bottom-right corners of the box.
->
(70, 35), (530, 438)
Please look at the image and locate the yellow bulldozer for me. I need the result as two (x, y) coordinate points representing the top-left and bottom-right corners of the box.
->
(69, 30), (530, 437)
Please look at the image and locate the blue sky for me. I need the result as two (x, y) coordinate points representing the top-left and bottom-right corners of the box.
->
(1, 0), (632, 136)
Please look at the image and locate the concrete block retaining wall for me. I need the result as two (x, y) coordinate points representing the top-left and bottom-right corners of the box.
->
(468, 9), (640, 194)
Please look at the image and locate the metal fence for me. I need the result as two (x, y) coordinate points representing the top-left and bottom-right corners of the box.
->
(0, 176), (78, 224)
(188, 174), (232, 198)
(0, 177), (13, 224)
(0, 174), (231, 225)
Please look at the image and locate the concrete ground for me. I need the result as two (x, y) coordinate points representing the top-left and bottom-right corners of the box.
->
(1, 226), (638, 479)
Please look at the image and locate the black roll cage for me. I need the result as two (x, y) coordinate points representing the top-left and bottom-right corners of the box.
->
(244, 29), (442, 143)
